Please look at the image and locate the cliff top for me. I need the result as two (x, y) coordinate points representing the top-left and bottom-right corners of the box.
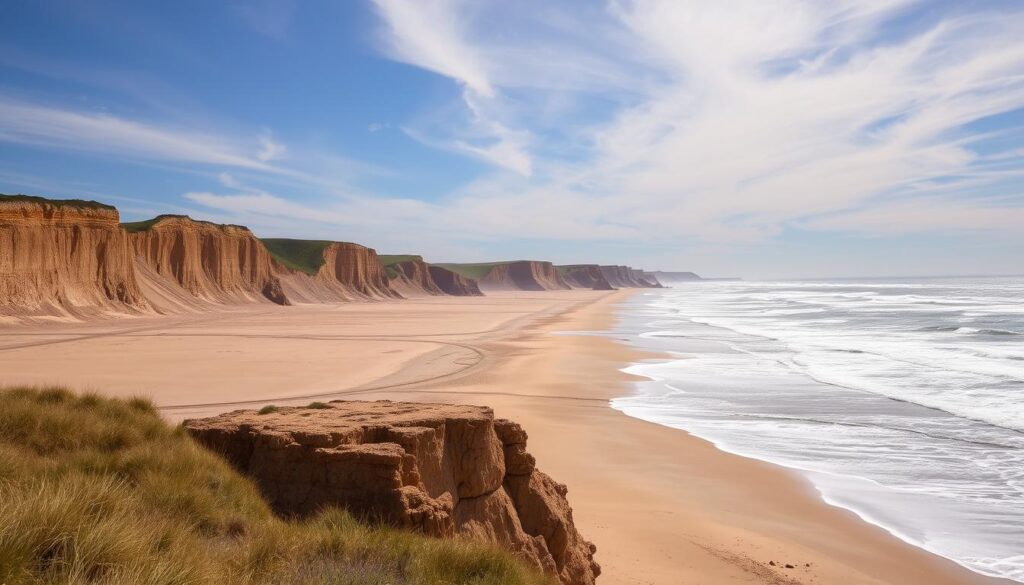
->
(121, 214), (251, 233)
(378, 254), (425, 266)
(0, 193), (116, 211)
(556, 264), (600, 274)
(184, 399), (494, 441)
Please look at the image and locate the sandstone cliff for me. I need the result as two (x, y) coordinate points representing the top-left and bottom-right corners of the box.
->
(184, 401), (599, 585)
(263, 238), (401, 302)
(322, 243), (401, 299)
(0, 195), (147, 318)
(381, 255), (444, 297)
(442, 261), (571, 292)
(598, 265), (661, 288)
(381, 255), (484, 297)
(428, 265), (483, 296)
(127, 215), (289, 307)
(558, 265), (615, 291)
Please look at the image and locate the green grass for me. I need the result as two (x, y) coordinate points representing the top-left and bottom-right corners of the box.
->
(378, 256), (425, 280)
(121, 215), (249, 233)
(257, 405), (280, 415)
(377, 255), (424, 267)
(0, 387), (552, 585)
(0, 193), (116, 211)
(306, 402), (331, 410)
(260, 239), (335, 275)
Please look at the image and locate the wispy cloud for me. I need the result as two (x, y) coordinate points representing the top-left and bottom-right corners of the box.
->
(371, 0), (534, 176)
(367, 0), (1024, 242)
(0, 98), (286, 172)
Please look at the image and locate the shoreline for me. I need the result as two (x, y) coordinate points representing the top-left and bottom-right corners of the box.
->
(0, 290), (1009, 584)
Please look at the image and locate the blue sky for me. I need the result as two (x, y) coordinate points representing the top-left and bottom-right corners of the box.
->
(2, 0), (1023, 278)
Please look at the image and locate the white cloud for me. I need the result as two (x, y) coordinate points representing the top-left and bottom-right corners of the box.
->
(367, 0), (1024, 244)
(370, 0), (534, 176)
(0, 98), (285, 172)
(256, 131), (287, 161)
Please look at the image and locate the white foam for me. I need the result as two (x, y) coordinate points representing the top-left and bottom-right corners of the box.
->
(610, 279), (1024, 583)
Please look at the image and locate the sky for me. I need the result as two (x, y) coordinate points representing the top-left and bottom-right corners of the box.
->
(1, 0), (1023, 279)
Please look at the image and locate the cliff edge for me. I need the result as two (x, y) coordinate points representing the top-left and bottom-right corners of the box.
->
(0, 194), (147, 318)
(184, 400), (600, 585)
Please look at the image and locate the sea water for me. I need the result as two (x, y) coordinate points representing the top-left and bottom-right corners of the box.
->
(611, 277), (1024, 582)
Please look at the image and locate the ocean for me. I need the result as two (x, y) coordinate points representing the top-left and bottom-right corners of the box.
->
(611, 277), (1024, 582)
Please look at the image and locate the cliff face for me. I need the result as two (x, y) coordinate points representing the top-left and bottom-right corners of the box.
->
(184, 400), (599, 585)
(129, 216), (289, 306)
(559, 265), (615, 291)
(0, 197), (146, 317)
(479, 261), (571, 292)
(428, 265), (483, 296)
(319, 243), (401, 299)
(598, 265), (661, 288)
(388, 259), (444, 296)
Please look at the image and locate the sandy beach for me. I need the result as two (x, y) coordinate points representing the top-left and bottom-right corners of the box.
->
(0, 290), (1007, 585)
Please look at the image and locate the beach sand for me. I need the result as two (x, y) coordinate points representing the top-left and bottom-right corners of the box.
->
(0, 290), (1007, 584)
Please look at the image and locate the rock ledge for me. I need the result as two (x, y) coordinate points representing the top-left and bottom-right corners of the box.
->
(184, 400), (599, 585)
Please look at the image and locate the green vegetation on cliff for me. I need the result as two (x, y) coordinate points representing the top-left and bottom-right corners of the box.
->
(0, 193), (116, 211)
(434, 262), (509, 279)
(121, 215), (250, 233)
(378, 254), (424, 266)
(260, 238), (334, 275)
(0, 388), (551, 585)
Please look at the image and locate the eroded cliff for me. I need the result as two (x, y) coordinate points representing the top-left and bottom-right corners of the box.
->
(444, 261), (571, 292)
(127, 215), (289, 307)
(0, 195), (147, 318)
(184, 401), (600, 585)
(558, 265), (615, 291)
(428, 265), (483, 296)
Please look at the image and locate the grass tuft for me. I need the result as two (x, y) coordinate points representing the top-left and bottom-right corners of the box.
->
(0, 387), (551, 585)
(257, 405), (279, 415)
(306, 402), (331, 410)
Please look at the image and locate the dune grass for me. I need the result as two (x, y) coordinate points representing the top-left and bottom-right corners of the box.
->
(260, 239), (334, 275)
(0, 387), (552, 585)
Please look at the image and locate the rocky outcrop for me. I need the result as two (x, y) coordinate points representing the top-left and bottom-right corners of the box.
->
(558, 265), (615, 291)
(0, 195), (147, 317)
(128, 216), (289, 306)
(184, 401), (599, 585)
(476, 261), (571, 292)
(428, 265), (483, 296)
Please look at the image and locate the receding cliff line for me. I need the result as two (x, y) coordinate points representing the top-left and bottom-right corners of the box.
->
(380, 255), (484, 297)
(558, 265), (615, 291)
(0, 194), (147, 318)
(439, 261), (571, 292)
